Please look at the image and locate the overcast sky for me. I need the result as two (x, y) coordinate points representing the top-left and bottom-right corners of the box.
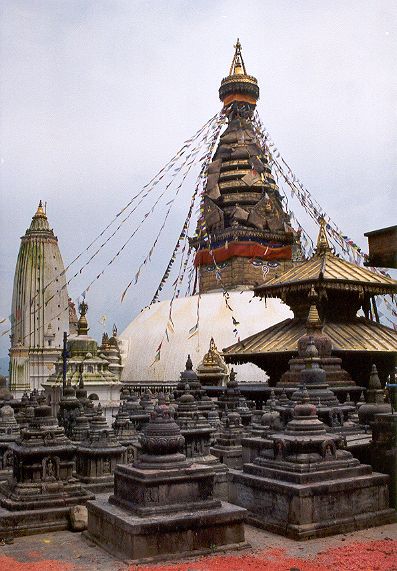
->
(0, 0), (396, 360)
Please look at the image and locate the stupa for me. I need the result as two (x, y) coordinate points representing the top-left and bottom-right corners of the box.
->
(230, 392), (395, 538)
(0, 405), (20, 481)
(119, 41), (297, 384)
(211, 410), (244, 469)
(76, 405), (125, 492)
(86, 405), (246, 562)
(9, 202), (72, 394)
(0, 404), (93, 537)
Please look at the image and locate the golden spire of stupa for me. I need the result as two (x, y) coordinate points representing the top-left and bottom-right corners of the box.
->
(229, 38), (247, 75)
(219, 39), (259, 106)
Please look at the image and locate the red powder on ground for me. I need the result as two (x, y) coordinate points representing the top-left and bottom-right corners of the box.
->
(136, 539), (397, 571)
(0, 555), (74, 571)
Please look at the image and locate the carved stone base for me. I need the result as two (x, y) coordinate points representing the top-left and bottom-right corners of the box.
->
(229, 465), (395, 539)
(86, 497), (247, 563)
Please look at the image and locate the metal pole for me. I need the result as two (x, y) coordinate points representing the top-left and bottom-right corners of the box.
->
(62, 331), (68, 391)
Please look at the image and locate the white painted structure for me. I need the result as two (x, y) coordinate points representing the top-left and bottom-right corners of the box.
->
(9, 203), (69, 395)
(119, 289), (293, 384)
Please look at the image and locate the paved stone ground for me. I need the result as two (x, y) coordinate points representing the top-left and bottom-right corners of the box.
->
(0, 523), (396, 570)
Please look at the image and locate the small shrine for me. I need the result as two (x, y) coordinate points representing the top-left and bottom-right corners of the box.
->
(0, 404), (93, 537)
(230, 393), (394, 538)
(358, 364), (391, 426)
(0, 405), (20, 482)
(76, 404), (125, 492)
(211, 410), (244, 469)
(86, 406), (246, 562)
(196, 338), (229, 386)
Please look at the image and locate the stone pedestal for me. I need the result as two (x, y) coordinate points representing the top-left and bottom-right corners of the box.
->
(86, 406), (247, 563)
(230, 394), (395, 539)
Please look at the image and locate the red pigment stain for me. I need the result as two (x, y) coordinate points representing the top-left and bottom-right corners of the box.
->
(0, 555), (74, 571)
(136, 539), (397, 571)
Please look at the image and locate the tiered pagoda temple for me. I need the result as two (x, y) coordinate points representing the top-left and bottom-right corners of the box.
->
(223, 220), (397, 385)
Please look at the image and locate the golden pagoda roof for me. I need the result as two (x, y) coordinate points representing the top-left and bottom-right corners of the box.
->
(223, 317), (397, 357)
(255, 221), (397, 297)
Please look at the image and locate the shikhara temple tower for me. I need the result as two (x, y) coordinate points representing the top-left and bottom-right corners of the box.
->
(192, 40), (299, 293)
(120, 41), (297, 383)
(9, 202), (70, 395)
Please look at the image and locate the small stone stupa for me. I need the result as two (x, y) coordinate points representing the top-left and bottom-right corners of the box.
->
(358, 364), (392, 426)
(0, 405), (20, 481)
(230, 392), (395, 538)
(0, 404), (93, 537)
(86, 405), (246, 562)
(211, 410), (244, 469)
(76, 404), (125, 492)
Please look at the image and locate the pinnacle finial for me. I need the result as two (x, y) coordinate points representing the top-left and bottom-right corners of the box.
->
(77, 301), (89, 336)
(34, 200), (46, 217)
(315, 218), (332, 255)
(229, 38), (246, 76)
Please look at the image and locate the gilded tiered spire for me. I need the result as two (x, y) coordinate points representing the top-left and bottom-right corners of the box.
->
(219, 39), (259, 106)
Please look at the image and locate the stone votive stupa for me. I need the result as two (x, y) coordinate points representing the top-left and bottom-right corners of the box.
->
(211, 410), (244, 469)
(230, 392), (395, 539)
(0, 404), (93, 537)
(86, 405), (246, 562)
(358, 364), (392, 426)
(0, 405), (20, 482)
(76, 404), (125, 492)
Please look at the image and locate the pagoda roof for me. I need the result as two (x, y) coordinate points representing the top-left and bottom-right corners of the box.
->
(254, 221), (397, 298)
(223, 317), (397, 358)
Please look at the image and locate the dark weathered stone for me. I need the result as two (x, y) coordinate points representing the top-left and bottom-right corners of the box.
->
(0, 404), (93, 537)
(86, 406), (247, 562)
(230, 394), (395, 539)
(0, 405), (20, 482)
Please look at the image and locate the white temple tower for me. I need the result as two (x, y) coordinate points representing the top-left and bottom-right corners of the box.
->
(9, 202), (70, 395)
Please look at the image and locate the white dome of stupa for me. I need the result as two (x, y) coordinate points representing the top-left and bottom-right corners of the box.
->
(119, 289), (292, 383)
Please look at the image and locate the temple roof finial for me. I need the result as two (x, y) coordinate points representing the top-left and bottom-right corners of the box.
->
(315, 218), (332, 255)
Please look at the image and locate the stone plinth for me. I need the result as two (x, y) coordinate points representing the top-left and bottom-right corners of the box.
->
(229, 395), (395, 539)
(86, 406), (247, 562)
